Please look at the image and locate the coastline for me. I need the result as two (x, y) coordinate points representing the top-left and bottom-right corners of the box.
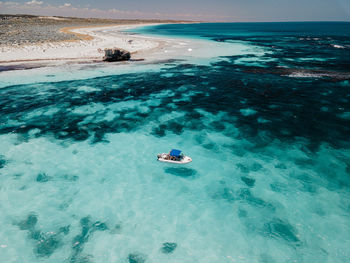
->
(0, 23), (168, 65)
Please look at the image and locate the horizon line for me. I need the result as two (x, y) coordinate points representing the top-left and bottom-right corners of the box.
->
(1, 13), (350, 23)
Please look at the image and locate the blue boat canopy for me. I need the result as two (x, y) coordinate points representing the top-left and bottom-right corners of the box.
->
(170, 149), (182, 157)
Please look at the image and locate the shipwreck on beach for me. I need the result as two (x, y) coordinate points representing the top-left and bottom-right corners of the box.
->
(103, 48), (131, 62)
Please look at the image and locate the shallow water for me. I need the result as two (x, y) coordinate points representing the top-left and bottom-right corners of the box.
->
(1, 23), (350, 263)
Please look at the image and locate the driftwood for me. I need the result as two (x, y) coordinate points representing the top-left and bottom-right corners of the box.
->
(103, 48), (131, 62)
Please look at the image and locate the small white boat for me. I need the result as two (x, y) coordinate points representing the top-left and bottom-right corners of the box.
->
(157, 149), (192, 164)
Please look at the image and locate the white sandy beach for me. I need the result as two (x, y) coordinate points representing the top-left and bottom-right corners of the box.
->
(0, 24), (163, 63)
(0, 22), (251, 67)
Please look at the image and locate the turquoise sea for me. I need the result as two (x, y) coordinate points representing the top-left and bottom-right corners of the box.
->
(1, 22), (350, 262)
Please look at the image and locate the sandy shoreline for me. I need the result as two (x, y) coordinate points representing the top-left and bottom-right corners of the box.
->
(0, 22), (236, 73)
(0, 23), (166, 65)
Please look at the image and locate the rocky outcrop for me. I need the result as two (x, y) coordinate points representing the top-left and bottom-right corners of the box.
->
(103, 48), (131, 62)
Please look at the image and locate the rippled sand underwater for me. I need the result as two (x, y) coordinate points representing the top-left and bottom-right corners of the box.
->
(1, 23), (350, 263)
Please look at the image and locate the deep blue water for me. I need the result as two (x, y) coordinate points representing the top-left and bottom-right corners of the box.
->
(0, 23), (350, 262)
(133, 22), (350, 73)
(135, 22), (350, 38)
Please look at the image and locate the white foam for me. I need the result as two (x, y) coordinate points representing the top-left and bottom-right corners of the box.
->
(332, 44), (345, 49)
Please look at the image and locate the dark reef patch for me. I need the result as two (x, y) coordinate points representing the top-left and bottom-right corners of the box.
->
(18, 213), (38, 230)
(241, 176), (256, 187)
(62, 174), (79, 182)
(210, 120), (226, 131)
(70, 216), (109, 262)
(70, 254), (93, 263)
(265, 218), (300, 245)
(15, 214), (110, 259)
(270, 182), (288, 193)
(237, 188), (275, 212)
(31, 230), (61, 257)
(236, 164), (250, 173)
(16, 214), (66, 257)
(59, 225), (70, 235)
(236, 163), (262, 174)
(128, 253), (146, 263)
(161, 242), (177, 254)
(275, 163), (287, 169)
(238, 209), (248, 218)
(0, 155), (6, 169)
(294, 173), (319, 193)
(152, 124), (167, 137)
(36, 173), (51, 182)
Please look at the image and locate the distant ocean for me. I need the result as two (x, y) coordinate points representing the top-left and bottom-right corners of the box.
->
(0, 22), (350, 262)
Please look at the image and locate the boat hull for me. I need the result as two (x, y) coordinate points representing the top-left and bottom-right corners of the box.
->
(157, 153), (192, 164)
